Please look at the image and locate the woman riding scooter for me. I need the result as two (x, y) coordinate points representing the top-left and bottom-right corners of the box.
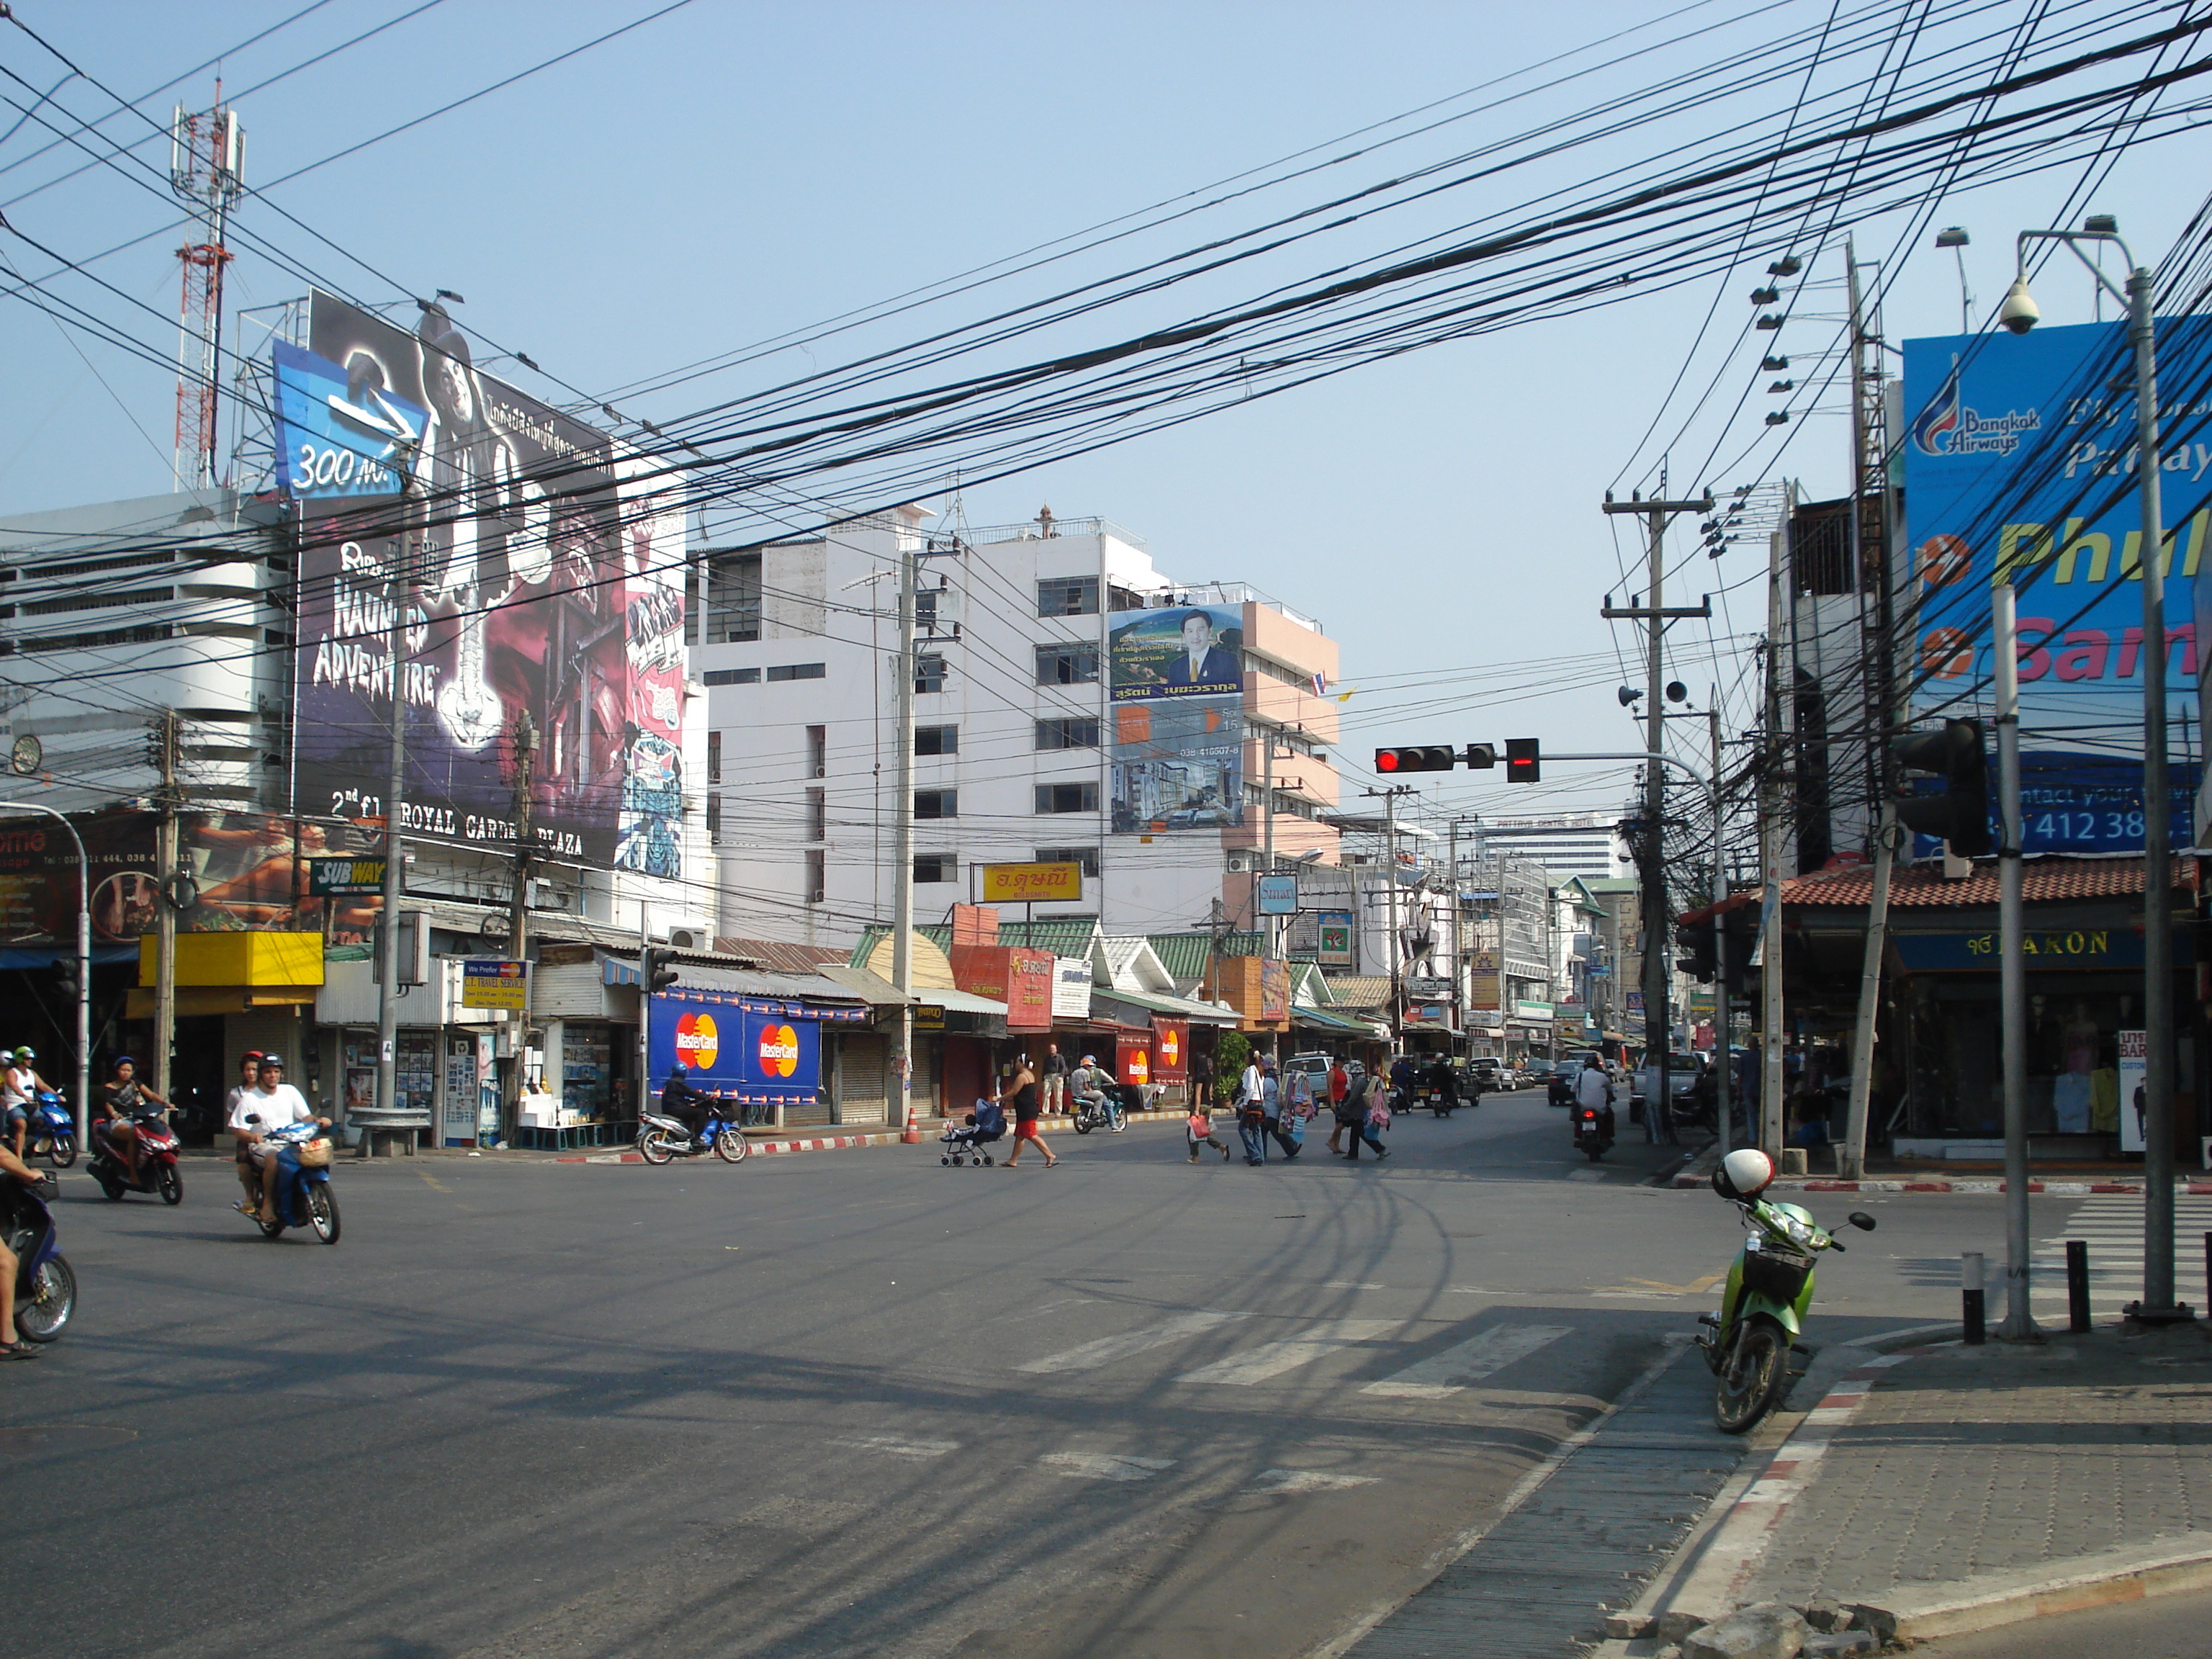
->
(94, 1056), (171, 1180)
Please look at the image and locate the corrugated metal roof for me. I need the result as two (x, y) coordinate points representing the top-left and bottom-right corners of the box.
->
(1781, 853), (2188, 909)
(713, 935), (848, 974)
(1090, 986), (1241, 1026)
(850, 918), (1101, 968)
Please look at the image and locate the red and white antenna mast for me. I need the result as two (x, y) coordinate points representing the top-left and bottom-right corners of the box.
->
(168, 86), (245, 491)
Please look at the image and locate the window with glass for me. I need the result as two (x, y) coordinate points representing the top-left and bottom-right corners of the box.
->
(916, 653), (947, 693)
(1035, 782), (1098, 814)
(917, 724), (958, 755)
(1035, 846), (1100, 877)
(1035, 718), (1100, 750)
(916, 789), (957, 819)
(914, 853), (957, 884)
(1037, 576), (1100, 617)
(1035, 645), (1099, 685)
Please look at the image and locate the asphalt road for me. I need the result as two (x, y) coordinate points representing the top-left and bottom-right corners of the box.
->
(6, 1089), (2098, 1659)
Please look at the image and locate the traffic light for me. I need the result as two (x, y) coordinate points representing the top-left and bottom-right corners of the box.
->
(1463, 744), (1496, 769)
(1721, 904), (1761, 998)
(1892, 719), (1991, 857)
(1675, 924), (1716, 983)
(1505, 738), (1541, 782)
(643, 945), (679, 993)
(1375, 745), (1455, 774)
(50, 956), (78, 1000)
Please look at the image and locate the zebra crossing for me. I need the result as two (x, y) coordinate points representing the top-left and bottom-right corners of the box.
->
(2029, 1192), (2212, 1316)
(1017, 1312), (1570, 1396)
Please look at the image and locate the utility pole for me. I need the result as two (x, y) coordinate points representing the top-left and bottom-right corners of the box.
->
(891, 536), (920, 1141)
(1363, 785), (1415, 1049)
(151, 710), (181, 1105)
(1993, 584), (2039, 1339)
(505, 710), (538, 1139)
(1759, 490), (1793, 1156)
(372, 532), (410, 1155)
(1709, 701), (1731, 1158)
(1602, 486), (1713, 1139)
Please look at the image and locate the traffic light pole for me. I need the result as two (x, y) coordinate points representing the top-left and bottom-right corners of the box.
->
(1993, 583), (2039, 1339)
(0, 804), (89, 1142)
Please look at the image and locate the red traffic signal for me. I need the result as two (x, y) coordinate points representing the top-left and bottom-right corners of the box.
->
(1504, 738), (1540, 781)
(1375, 745), (1455, 774)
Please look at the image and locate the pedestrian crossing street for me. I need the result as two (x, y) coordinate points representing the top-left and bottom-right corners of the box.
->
(2030, 1193), (2212, 1315)
(1015, 1311), (1571, 1397)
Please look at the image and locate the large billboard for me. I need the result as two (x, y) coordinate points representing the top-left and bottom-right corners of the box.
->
(1108, 603), (1244, 701)
(647, 992), (822, 1100)
(1110, 697), (1244, 832)
(1902, 318), (2208, 854)
(291, 293), (686, 875)
(0, 809), (340, 948)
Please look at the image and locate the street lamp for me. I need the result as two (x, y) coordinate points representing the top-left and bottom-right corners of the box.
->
(2005, 215), (2189, 1323)
(1935, 225), (1972, 333)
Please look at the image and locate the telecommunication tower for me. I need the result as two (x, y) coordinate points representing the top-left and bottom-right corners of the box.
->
(168, 89), (245, 490)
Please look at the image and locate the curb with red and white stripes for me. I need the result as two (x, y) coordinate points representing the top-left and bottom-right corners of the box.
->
(1604, 1345), (1925, 1642)
(1671, 1172), (2212, 1195)
(550, 1107), (1195, 1165)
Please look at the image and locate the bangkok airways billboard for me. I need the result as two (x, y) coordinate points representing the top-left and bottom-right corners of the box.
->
(1902, 318), (2211, 854)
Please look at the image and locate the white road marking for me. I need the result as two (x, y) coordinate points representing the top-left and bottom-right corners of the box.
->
(832, 1435), (958, 1460)
(1016, 1310), (1250, 1374)
(1251, 1467), (1377, 1493)
(1042, 1452), (1174, 1482)
(1361, 1323), (1571, 1398)
(1177, 1319), (1398, 1386)
(1322, 1281), (1385, 1290)
(1568, 1168), (1606, 1182)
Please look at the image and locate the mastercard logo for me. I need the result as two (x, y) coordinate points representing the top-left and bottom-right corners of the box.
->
(1159, 1030), (1180, 1066)
(757, 1023), (799, 1079)
(1127, 1051), (1150, 1084)
(674, 1012), (719, 1071)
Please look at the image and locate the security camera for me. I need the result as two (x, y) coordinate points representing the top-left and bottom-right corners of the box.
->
(1997, 276), (2039, 336)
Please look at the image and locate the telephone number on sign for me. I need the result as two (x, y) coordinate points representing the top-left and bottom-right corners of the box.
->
(291, 442), (400, 496)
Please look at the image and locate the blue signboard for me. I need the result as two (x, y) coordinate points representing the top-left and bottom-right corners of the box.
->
(1905, 752), (2196, 859)
(1902, 318), (2212, 853)
(647, 994), (822, 1102)
(272, 340), (426, 501)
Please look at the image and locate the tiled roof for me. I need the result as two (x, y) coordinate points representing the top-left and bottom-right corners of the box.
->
(849, 918), (1101, 968)
(1321, 974), (1393, 1010)
(1145, 931), (1262, 983)
(1781, 854), (2190, 909)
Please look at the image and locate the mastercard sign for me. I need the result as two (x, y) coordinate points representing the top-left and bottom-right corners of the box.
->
(673, 1012), (720, 1071)
(756, 1022), (800, 1079)
(1159, 1028), (1181, 1069)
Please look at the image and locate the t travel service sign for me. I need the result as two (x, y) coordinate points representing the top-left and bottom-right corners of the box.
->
(1902, 317), (2211, 854)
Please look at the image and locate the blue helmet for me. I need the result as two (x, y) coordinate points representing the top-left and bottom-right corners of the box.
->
(668, 1061), (687, 1076)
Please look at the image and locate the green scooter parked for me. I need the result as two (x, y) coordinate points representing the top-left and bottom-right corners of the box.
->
(1696, 1148), (1877, 1433)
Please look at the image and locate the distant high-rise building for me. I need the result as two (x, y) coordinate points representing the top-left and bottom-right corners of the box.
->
(1473, 812), (1629, 882)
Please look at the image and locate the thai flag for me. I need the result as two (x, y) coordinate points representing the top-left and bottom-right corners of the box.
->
(1310, 671), (1327, 698)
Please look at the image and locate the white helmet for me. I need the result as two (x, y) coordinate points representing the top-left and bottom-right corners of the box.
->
(1717, 1147), (1774, 1200)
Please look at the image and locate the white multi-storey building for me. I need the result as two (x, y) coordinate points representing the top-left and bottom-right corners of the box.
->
(689, 507), (1341, 948)
(1472, 811), (1631, 883)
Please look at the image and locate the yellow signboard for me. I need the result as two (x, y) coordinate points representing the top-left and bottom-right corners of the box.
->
(977, 862), (1082, 904)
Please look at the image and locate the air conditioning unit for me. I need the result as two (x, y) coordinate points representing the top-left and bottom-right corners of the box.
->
(1226, 851), (1258, 873)
(666, 927), (705, 951)
(808, 888), (826, 904)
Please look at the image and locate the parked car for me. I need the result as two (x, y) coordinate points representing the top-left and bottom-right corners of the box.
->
(1468, 1057), (1505, 1092)
(1284, 1053), (1365, 1100)
(1632, 1053), (1706, 1112)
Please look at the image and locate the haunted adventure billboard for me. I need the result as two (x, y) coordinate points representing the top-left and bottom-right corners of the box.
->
(288, 292), (686, 876)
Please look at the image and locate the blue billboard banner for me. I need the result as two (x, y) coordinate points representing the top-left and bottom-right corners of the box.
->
(1905, 752), (2197, 858)
(272, 341), (426, 501)
(647, 994), (822, 1102)
(1903, 317), (2212, 851)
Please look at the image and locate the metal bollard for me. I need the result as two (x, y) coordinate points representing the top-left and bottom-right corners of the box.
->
(2067, 1239), (2091, 1334)
(2204, 1232), (2211, 1318)
(1962, 1251), (1987, 1345)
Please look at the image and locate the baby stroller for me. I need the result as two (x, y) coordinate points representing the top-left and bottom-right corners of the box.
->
(940, 1097), (1007, 1166)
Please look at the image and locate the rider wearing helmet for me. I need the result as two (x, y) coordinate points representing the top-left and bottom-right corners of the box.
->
(3, 1048), (53, 1161)
(1573, 1053), (1616, 1142)
(659, 1061), (713, 1141)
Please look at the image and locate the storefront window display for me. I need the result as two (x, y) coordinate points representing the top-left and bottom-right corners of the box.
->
(563, 1022), (616, 1121)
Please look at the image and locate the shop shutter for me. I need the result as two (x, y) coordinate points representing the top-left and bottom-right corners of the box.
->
(835, 1032), (889, 1124)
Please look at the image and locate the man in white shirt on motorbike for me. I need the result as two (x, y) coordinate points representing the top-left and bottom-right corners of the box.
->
(230, 1056), (325, 1225)
(1573, 1053), (1617, 1143)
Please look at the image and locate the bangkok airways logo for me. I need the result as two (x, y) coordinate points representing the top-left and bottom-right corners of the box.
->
(1911, 354), (2041, 458)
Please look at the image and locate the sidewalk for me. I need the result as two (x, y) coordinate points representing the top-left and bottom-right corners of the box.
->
(1603, 1320), (2212, 1653)
(1663, 1137), (2212, 1195)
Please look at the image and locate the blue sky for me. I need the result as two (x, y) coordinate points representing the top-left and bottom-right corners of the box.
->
(2, 1), (2205, 824)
